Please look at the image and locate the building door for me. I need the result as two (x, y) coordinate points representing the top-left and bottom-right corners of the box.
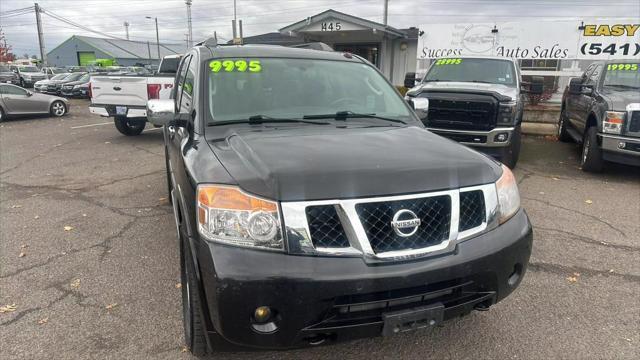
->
(77, 52), (96, 66)
(334, 43), (379, 67)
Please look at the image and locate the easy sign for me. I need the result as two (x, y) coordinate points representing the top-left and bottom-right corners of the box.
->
(418, 19), (640, 60)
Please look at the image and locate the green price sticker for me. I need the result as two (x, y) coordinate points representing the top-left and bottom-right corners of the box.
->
(607, 63), (638, 71)
(209, 59), (262, 73)
(435, 58), (462, 65)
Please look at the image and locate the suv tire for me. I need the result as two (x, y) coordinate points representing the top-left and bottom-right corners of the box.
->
(581, 126), (604, 172)
(114, 116), (145, 136)
(558, 108), (572, 142)
(501, 127), (522, 169)
(179, 223), (209, 356)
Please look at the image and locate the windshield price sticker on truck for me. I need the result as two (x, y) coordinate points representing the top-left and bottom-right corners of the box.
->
(209, 60), (261, 73)
(607, 63), (639, 71)
(435, 58), (462, 65)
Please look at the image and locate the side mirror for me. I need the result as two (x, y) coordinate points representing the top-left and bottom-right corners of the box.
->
(146, 99), (175, 126)
(581, 84), (594, 96)
(26, 91), (33, 97)
(411, 97), (429, 120)
(404, 72), (418, 89)
(568, 78), (583, 95)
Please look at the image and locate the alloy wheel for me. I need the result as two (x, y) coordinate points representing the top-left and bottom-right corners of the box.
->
(52, 102), (66, 116)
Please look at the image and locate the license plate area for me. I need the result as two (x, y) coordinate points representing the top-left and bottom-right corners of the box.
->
(116, 106), (127, 115)
(382, 303), (444, 336)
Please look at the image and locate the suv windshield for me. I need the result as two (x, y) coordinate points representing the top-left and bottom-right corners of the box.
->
(19, 66), (39, 72)
(206, 58), (412, 123)
(424, 58), (516, 86)
(603, 63), (640, 89)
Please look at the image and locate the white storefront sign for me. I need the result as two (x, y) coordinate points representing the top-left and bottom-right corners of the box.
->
(418, 19), (640, 60)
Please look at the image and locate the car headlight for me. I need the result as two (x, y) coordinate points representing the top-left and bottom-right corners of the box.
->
(495, 164), (520, 223)
(197, 185), (284, 251)
(497, 101), (518, 125)
(603, 111), (625, 134)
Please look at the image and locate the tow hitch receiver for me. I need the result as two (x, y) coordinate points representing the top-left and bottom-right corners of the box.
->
(382, 303), (445, 336)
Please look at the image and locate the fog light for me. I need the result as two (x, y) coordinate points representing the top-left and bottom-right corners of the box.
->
(618, 142), (626, 149)
(254, 306), (272, 323)
(494, 132), (509, 143)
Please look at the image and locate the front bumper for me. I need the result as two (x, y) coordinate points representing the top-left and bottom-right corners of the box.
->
(61, 88), (88, 97)
(197, 208), (533, 349)
(600, 133), (640, 166)
(429, 127), (515, 148)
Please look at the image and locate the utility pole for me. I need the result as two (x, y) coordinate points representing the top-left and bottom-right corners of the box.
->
(34, 3), (47, 66)
(124, 21), (130, 40)
(383, 0), (389, 25)
(146, 16), (161, 60)
(185, 0), (193, 47)
(146, 41), (151, 64)
(184, 33), (190, 48)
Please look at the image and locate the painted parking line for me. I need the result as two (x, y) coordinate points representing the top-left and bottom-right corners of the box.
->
(70, 122), (112, 129)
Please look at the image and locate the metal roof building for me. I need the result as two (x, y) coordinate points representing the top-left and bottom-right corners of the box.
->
(46, 35), (185, 67)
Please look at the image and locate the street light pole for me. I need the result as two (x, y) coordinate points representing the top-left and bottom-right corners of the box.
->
(146, 16), (161, 60)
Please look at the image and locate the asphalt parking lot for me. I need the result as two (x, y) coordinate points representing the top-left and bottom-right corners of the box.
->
(1, 99), (639, 359)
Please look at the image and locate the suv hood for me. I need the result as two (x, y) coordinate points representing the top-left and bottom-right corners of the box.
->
(208, 125), (501, 201)
(601, 88), (640, 111)
(409, 81), (518, 101)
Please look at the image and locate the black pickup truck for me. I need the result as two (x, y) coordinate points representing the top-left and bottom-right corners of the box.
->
(404, 57), (543, 169)
(146, 43), (532, 355)
(558, 60), (640, 171)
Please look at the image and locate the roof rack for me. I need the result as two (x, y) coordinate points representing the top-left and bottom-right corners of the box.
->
(289, 42), (333, 51)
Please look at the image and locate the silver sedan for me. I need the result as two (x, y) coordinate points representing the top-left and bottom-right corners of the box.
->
(0, 84), (69, 121)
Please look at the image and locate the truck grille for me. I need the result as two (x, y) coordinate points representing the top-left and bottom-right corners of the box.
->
(306, 205), (350, 248)
(356, 196), (451, 253)
(424, 93), (498, 131)
(459, 191), (486, 231)
(629, 111), (640, 133)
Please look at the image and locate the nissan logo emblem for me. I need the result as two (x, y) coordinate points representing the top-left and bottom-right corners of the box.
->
(390, 209), (421, 237)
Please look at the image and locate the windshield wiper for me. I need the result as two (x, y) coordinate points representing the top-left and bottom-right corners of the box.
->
(207, 115), (330, 126)
(303, 111), (408, 124)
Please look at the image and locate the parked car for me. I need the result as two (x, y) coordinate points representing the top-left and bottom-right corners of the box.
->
(89, 55), (182, 135)
(41, 67), (66, 79)
(0, 84), (68, 121)
(145, 43), (532, 355)
(10, 65), (47, 88)
(34, 73), (70, 93)
(558, 60), (640, 171)
(404, 57), (543, 168)
(65, 66), (88, 73)
(0, 64), (20, 85)
(34, 72), (86, 94)
(60, 73), (91, 98)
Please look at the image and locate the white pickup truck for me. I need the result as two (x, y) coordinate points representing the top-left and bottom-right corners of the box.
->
(89, 55), (181, 135)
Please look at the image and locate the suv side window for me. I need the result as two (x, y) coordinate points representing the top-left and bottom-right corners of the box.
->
(175, 55), (191, 111)
(587, 64), (603, 85)
(180, 57), (196, 113)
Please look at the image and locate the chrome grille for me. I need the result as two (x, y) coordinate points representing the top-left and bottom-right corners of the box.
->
(305, 205), (350, 248)
(459, 191), (486, 231)
(282, 184), (498, 262)
(355, 196), (451, 253)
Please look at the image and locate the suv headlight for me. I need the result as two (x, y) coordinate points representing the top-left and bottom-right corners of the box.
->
(603, 111), (625, 134)
(495, 165), (520, 223)
(497, 101), (518, 125)
(197, 185), (284, 251)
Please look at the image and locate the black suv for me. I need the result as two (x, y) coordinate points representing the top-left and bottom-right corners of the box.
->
(146, 42), (532, 355)
(559, 60), (640, 171)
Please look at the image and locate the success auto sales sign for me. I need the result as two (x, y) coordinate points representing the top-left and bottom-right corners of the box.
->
(417, 19), (639, 60)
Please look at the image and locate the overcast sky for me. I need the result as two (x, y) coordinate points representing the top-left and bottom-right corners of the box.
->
(1, 0), (639, 57)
